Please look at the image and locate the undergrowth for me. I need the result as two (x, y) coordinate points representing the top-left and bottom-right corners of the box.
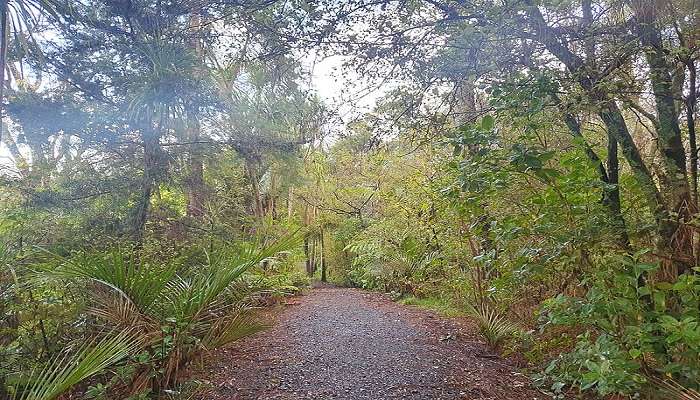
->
(397, 296), (464, 318)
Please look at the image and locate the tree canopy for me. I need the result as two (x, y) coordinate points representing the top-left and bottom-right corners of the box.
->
(0, 1), (699, 399)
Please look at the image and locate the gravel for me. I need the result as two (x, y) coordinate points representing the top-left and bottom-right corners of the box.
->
(201, 288), (543, 400)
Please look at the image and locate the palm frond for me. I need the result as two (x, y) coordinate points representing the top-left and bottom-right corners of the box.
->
(88, 293), (160, 345)
(200, 312), (264, 350)
(13, 331), (139, 400)
(34, 249), (178, 312)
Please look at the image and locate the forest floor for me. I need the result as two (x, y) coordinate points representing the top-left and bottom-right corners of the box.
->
(199, 287), (544, 400)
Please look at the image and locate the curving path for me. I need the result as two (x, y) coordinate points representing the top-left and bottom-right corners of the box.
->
(201, 288), (542, 400)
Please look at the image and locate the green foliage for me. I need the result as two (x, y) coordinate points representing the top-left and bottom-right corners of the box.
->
(537, 252), (700, 397)
(245, 246), (311, 296)
(11, 332), (139, 400)
(467, 303), (520, 349)
(10, 236), (299, 396)
(345, 233), (443, 295)
(536, 333), (644, 398)
(399, 296), (463, 318)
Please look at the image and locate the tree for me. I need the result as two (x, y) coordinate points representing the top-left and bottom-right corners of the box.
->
(0, 0), (59, 141)
(298, 0), (700, 278)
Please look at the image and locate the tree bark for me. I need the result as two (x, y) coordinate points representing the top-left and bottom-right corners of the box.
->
(185, 13), (207, 219)
(597, 103), (665, 219)
(186, 119), (205, 218)
(631, 1), (694, 275)
(559, 103), (629, 246)
(132, 123), (160, 244)
(245, 159), (264, 218)
(320, 228), (327, 282)
(309, 236), (317, 276)
(605, 132), (628, 243)
(687, 60), (698, 206)
(304, 235), (312, 276)
(0, 0), (8, 143)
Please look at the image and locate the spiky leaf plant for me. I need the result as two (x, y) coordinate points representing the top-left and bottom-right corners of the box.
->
(467, 302), (519, 348)
(34, 235), (298, 395)
(12, 331), (139, 400)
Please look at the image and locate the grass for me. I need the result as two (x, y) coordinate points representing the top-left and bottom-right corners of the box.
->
(398, 296), (465, 318)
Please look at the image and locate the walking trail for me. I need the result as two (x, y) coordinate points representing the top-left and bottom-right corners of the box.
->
(201, 287), (543, 400)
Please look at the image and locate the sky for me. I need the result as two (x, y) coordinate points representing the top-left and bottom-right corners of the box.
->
(306, 53), (387, 127)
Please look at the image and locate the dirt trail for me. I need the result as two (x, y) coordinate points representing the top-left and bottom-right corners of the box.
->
(202, 288), (543, 400)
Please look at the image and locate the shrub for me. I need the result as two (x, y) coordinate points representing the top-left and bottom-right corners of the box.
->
(537, 251), (700, 398)
(28, 237), (296, 397)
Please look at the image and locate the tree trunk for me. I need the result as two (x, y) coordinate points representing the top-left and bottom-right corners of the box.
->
(559, 103), (629, 246)
(320, 228), (327, 282)
(3, 131), (28, 174)
(687, 61), (698, 265)
(245, 159), (264, 218)
(304, 236), (312, 276)
(187, 155), (205, 217)
(632, 1), (694, 275)
(0, 0), (8, 143)
(185, 14), (206, 219)
(186, 119), (205, 218)
(687, 60), (698, 206)
(132, 124), (160, 244)
(309, 236), (316, 276)
(605, 133), (629, 245)
(598, 104), (665, 220)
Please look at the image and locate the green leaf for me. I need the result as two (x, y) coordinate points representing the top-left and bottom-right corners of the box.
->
(14, 332), (139, 400)
(628, 348), (642, 359)
(653, 290), (667, 312)
(481, 115), (495, 131)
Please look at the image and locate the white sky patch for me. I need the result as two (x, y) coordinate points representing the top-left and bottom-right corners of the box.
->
(303, 51), (388, 126)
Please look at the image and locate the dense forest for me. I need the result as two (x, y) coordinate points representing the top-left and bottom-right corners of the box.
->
(0, 0), (699, 399)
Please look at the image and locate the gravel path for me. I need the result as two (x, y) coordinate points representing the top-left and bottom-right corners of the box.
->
(201, 288), (543, 400)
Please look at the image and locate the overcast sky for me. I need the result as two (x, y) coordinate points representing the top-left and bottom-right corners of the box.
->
(306, 53), (387, 127)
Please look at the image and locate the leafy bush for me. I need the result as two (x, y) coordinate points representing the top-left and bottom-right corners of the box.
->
(537, 251), (700, 398)
(22, 238), (296, 397)
(344, 234), (442, 295)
